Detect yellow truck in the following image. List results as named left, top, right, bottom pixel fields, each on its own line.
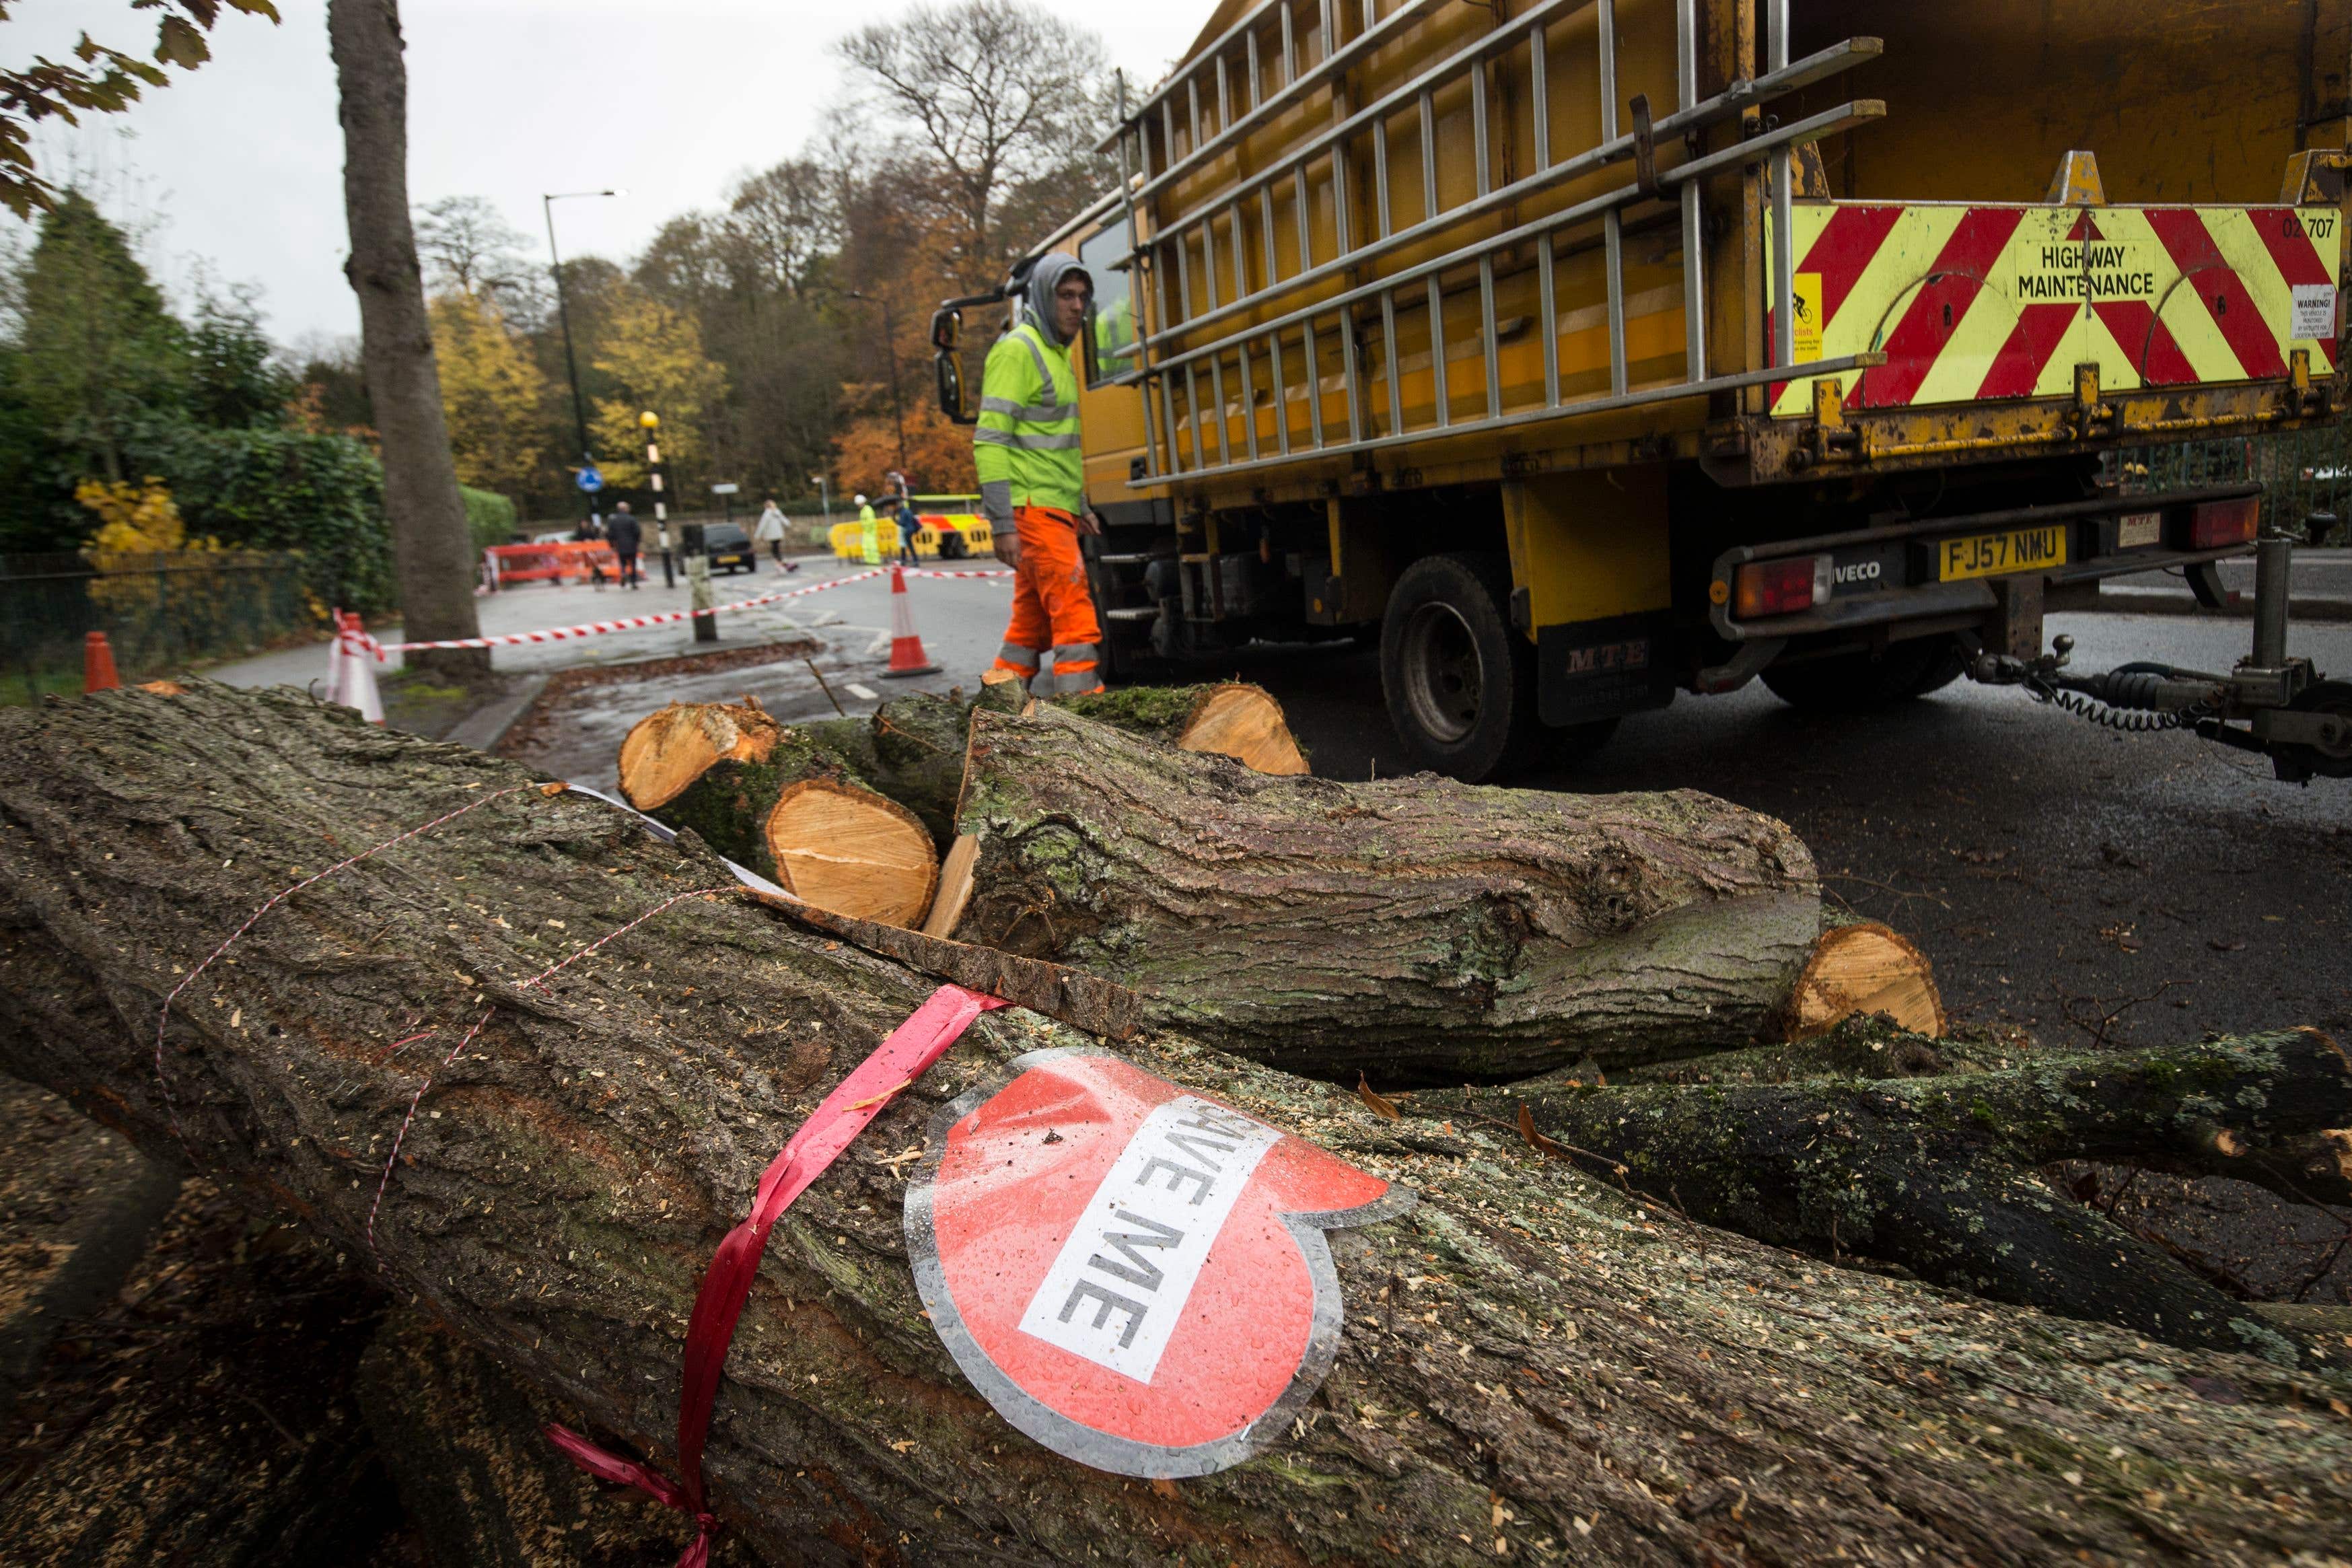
left=932, top=0, right=2352, bottom=782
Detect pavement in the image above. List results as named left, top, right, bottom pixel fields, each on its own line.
left=207, top=554, right=2351, bottom=1052
left=2094, top=546, right=2352, bottom=618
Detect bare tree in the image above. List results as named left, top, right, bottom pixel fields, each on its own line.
left=328, top=0, right=485, bottom=674
left=414, top=194, right=544, bottom=320
left=725, top=158, right=841, bottom=299
left=835, top=0, right=1114, bottom=287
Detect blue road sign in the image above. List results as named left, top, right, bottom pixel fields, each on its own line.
left=576, top=466, right=604, bottom=493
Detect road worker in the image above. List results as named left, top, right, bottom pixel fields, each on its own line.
left=978, top=252, right=1104, bottom=697
left=855, top=493, right=880, bottom=565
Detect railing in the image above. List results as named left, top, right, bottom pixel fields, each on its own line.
left=0, top=550, right=314, bottom=703
left=1106, top=0, right=1884, bottom=485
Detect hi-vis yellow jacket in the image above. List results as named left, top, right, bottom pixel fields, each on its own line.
left=974, top=320, right=1083, bottom=516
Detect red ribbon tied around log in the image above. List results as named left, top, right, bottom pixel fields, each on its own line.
left=546, top=983, right=1009, bottom=1565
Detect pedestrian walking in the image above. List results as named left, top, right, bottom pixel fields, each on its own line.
left=856, top=494, right=881, bottom=566
left=606, top=501, right=644, bottom=589
left=978, top=252, right=1104, bottom=697
left=895, top=492, right=921, bottom=565
left=755, top=497, right=791, bottom=572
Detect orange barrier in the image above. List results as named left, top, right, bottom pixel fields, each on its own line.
left=483, top=541, right=619, bottom=589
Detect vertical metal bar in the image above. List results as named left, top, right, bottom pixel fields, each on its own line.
left=1281, top=0, right=1296, bottom=83
left=1209, top=355, right=1231, bottom=466
left=1332, top=138, right=1353, bottom=256
left=1294, top=166, right=1313, bottom=270
left=1538, top=234, right=1561, bottom=406
left=1471, top=56, right=1490, bottom=197
left=1184, top=361, right=1207, bottom=471
left=1380, top=287, right=1402, bottom=436
left=1419, top=91, right=1437, bottom=223
left=1270, top=324, right=1292, bottom=454
left=1246, top=28, right=1261, bottom=112
left=1231, top=201, right=1249, bottom=300
left=1114, top=71, right=1158, bottom=479
left=1770, top=0, right=1794, bottom=365
left=1162, top=365, right=1186, bottom=475
left=1176, top=232, right=1196, bottom=326
left=1478, top=256, right=1501, bottom=418
left=1216, top=55, right=1230, bottom=135
left=1188, top=77, right=1203, bottom=155
left=1260, top=185, right=1279, bottom=289
left=1319, top=0, right=1335, bottom=64
left=1339, top=304, right=1364, bottom=443
left=1678, top=0, right=1705, bottom=382
left=1373, top=113, right=1392, bottom=239
left=1599, top=0, right=1627, bottom=397
left=1202, top=217, right=1221, bottom=311
left=1162, top=100, right=1178, bottom=170
left=1237, top=338, right=1260, bottom=462
left=1426, top=277, right=1449, bottom=428
left=1530, top=22, right=1551, bottom=172
left=1304, top=314, right=1326, bottom=448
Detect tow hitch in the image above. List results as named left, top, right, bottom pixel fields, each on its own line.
left=1973, top=524, right=2352, bottom=783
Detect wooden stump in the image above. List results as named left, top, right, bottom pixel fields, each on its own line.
left=617, top=698, right=783, bottom=812
left=763, top=779, right=939, bottom=927
left=1778, top=921, right=1946, bottom=1040
left=1062, top=682, right=1309, bottom=775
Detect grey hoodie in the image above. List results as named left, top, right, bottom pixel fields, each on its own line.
left=1023, top=252, right=1092, bottom=349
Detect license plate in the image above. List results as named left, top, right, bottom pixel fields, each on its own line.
left=1936, top=525, right=2068, bottom=581
left=2117, top=511, right=2162, bottom=548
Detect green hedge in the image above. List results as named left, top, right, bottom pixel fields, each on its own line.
left=149, top=428, right=398, bottom=613
left=461, top=487, right=519, bottom=551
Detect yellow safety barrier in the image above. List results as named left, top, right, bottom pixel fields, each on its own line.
left=832, top=515, right=992, bottom=560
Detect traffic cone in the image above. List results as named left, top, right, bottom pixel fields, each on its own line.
left=83, top=631, right=120, bottom=692
left=325, top=612, right=385, bottom=723
left=880, top=565, right=941, bottom=678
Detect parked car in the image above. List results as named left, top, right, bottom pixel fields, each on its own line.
left=705, top=522, right=756, bottom=575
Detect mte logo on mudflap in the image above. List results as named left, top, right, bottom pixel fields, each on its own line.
left=1561, top=637, right=1649, bottom=676
left=904, top=1049, right=1413, bottom=1477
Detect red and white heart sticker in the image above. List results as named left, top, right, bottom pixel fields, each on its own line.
left=904, top=1048, right=1412, bottom=1476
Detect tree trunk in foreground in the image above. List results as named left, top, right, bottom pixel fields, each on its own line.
left=950, top=703, right=1830, bottom=1081
left=2, top=685, right=2347, bottom=1567
left=329, top=0, right=485, bottom=673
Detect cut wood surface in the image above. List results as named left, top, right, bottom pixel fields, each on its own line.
left=762, top=779, right=937, bottom=927
left=920, top=833, right=978, bottom=939
left=618, top=699, right=783, bottom=812
left=1780, top=920, right=1946, bottom=1040
left=1062, top=682, right=1308, bottom=775
left=1, top=685, right=2347, bottom=1565
left=1, top=684, right=2346, bottom=1565
left=952, top=703, right=1824, bottom=1079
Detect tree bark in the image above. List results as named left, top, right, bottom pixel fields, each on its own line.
left=950, top=703, right=1826, bottom=1081
left=329, top=0, right=486, bottom=674
left=2, top=684, right=2347, bottom=1566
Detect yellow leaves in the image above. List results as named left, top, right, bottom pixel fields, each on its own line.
left=589, top=286, right=726, bottom=487
left=77, top=477, right=205, bottom=553
left=431, top=292, right=549, bottom=497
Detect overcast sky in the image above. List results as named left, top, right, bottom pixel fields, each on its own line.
left=4, top=0, right=1205, bottom=349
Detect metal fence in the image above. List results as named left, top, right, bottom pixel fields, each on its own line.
left=1, top=550, right=316, bottom=703
left=2108, top=429, right=2352, bottom=544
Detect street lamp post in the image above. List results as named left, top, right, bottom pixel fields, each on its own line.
left=641, top=409, right=674, bottom=590
left=542, top=188, right=622, bottom=527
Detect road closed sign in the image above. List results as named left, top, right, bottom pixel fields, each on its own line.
left=904, top=1048, right=1412, bottom=1476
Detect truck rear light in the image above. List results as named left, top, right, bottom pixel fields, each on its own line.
left=2189, top=497, right=2258, bottom=548
left=1733, top=555, right=1832, bottom=618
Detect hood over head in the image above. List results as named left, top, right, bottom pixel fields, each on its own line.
left=1024, top=251, right=1093, bottom=349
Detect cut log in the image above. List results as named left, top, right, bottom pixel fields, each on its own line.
left=762, top=778, right=937, bottom=927
left=950, top=702, right=1827, bottom=1080
left=1062, top=682, right=1308, bottom=775
left=1777, top=919, right=1945, bottom=1040
left=921, top=833, right=979, bottom=939
left=627, top=686, right=1309, bottom=867
left=3, top=685, right=2347, bottom=1565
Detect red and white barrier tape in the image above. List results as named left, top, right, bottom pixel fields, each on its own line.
left=360, top=566, right=1015, bottom=655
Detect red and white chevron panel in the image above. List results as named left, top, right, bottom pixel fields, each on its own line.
left=1768, top=202, right=2342, bottom=417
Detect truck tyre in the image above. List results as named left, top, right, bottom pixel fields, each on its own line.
left=1760, top=635, right=1967, bottom=712
left=1381, top=553, right=1536, bottom=783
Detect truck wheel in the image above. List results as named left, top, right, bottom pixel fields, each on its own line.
left=1381, top=553, right=1535, bottom=783
left=1760, top=636, right=1966, bottom=713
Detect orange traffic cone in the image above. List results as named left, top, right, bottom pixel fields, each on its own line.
left=83, top=631, right=120, bottom=692
left=880, top=565, right=941, bottom=678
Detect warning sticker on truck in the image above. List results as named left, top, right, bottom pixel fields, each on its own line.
left=1767, top=203, right=2342, bottom=417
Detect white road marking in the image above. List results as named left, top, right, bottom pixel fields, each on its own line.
left=845, top=682, right=880, bottom=701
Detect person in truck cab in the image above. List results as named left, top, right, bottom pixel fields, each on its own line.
left=978, top=253, right=1105, bottom=697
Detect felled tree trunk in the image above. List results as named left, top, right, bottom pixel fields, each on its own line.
left=2, top=685, right=2346, bottom=1566
left=1427, top=1017, right=2352, bottom=1361
left=950, top=703, right=1843, bottom=1080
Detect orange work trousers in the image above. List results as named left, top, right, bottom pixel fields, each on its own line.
left=989, top=505, right=1103, bottom=696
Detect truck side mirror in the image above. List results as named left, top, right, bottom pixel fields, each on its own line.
left=935, top=351, right=974, bottom=426
left=929, top=306, right=961, bottom=353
